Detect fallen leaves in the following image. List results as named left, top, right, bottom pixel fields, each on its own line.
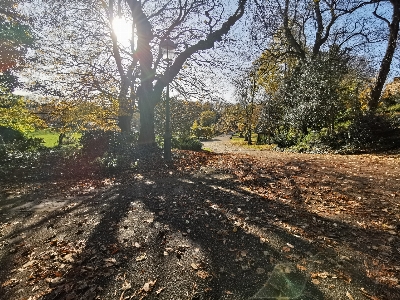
left=196, top=270, right=211, bottom=279
left=142, top=280, right=155, bottom=292
left=135, top=253, right=147, bottom=262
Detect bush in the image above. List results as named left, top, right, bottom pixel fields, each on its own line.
left=80, top=130, right=139, bottom=171
left=272, top=127, right=301, bottom=148
left=172, top=136, right=203, bottom=151
left=387, top=104, right=400, bottom=113
left=347, top=113, right=400, bottom=151
left=0, top=126, right=24, bottom=143
left=0, top=126, right=44, bottom=155
left=80, top=130, right=137, bottom=157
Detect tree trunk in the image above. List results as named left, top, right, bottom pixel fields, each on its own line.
left=118, top=115, right=132, bottom=132
left=58, top=132, right=65, bottom=146
left=126, top=0, right=248, bottom=147
left=137, top=95, right=156, bottom=145
left=369, top=0, right=400, bottom=111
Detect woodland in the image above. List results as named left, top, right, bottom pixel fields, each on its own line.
left=1, top=0, right=400, bottom=299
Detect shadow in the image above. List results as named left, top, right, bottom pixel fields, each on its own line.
left=1, top=150, right=400, bottom=299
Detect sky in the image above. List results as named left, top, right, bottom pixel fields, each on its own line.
left=9, top=0, right=400, bottom=102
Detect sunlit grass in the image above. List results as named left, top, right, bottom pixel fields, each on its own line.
left=29, top=130, right=81, bottom=148
left=230, top=134, right=277, bottom=150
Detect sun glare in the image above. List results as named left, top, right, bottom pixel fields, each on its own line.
left=112, top=16, right=132, bottom=44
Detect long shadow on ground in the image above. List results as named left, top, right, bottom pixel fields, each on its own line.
left=1, top=151, right=400, bottom=299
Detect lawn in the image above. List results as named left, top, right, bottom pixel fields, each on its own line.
left=230, top=133, right=277, bottom=150
left=29, top=130, right=81, bottom=147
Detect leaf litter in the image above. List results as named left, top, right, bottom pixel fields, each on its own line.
left=0, top=137, right=400, bottom=299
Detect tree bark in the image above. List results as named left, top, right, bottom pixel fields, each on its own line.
left=369, top=0, right=400, bottom=111
left=127, top=0, right=248, bottom=146
left=118, top=115, right=132, bottom=132
left=137, top=94, right=156, bottom=145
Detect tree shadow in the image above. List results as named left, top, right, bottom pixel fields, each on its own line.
left=1, top=151, right=400, bottom=299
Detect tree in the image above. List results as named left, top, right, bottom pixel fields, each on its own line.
left=0, top=0, right=34, bottom=72
left=38, top=97, right=118, bottom=145
left=154, top=97, right=204, bottom=138
left=217, top=103, right=246, bottom=134
left=252, top=0, right=378, bottom=63
left=0, top=84, right=44, bottom=134
left=28, top=0, right=248, bottom=148
left=369, top=0, right=400, bottom=110
left=233, top=69, right=259, bottom=144
left=0, top=1, right=39, bottom=135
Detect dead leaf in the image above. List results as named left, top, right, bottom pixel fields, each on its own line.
left=191, top=263, right=200, bottom=270
left=142, top=279, right=156, bottom=292
left=121, top=280, right=131, bottom=291
left=1, top=278, right=19, bottom=287
left=256, top=268, right=265, bottom=274
left=346, top=291, right=355, bottom=300
left=104, top=257, right=117, bottom=267
left=54, top=271, right=63, bottom=277
left=136, top=253, right=147, bottom=262
left=156, top=287, right=164, bottom=295
left=197, top=270, right=211, bottom=279
left=225, top=290, right=234, bottom=295
left=311, top=278, right=320, bottom=285
left=297, top=264, right=307, bottom=271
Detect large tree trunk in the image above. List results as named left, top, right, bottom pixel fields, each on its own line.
left=369, top=0, right=400, bottom=111
left=118, top=115, right=132, bottom=132
left=127, top=0, right=248, bottom=146
left=137, top=94, right=156, bottom=145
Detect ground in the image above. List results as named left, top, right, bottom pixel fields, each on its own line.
left=1, top=135, right=400, bottom=300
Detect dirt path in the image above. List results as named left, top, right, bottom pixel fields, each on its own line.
left=1, top=141, right=400, bottom=300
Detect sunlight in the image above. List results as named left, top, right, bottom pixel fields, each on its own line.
left=112, top=16, right=133, bottom=44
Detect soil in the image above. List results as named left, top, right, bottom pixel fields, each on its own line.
left=1, top=135, right=400, bottom=300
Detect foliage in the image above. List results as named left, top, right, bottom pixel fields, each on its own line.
left=382, top=78, right=400, bottom=107
left=38, top=98, right=118, bottom=134
left=272, top=127, right=301, bottom=149
left=199, top=110, right=217, bottom=127
left=217, top=103, right=246, bottom=133
left=0, top=89, right=45, bottom=134
left=0, top=10, right=34, bottom=72
left=191, top=120, right=214, bottom=140
left=155, top=97, right=205, bottom=138
left=346, top=113, right=400, bottom=151
left=172, top=136, right=202, bottom=151
left=278, top=48, right=350, bottom=135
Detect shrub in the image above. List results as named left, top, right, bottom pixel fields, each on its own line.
left=80, top=130, right=137, bottom=157
left=0, top=126, right=24, bottom=143
left=172, top=136, right=203, bottom=151
left=347, top=113, right=400, bottom=151
left=272, top=127, right=301, bottom=148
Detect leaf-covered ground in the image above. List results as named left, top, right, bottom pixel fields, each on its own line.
left=1, top=135, right=400, bottom=300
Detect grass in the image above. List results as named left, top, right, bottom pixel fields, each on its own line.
left=29, top=130, right=81, bottom=148
left=230, top=134, right=277, bottom=150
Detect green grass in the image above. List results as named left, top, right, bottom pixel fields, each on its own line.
left=230, top=134, right=277, bottom=150
left=28, top=130, right=81, bottom=148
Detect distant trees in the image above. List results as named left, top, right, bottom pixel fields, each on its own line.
left=28, top=0, right=248, bottom=148
left=37, top=98, right=118, bottom=145
left=154, top=97, right=219, bottom=140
